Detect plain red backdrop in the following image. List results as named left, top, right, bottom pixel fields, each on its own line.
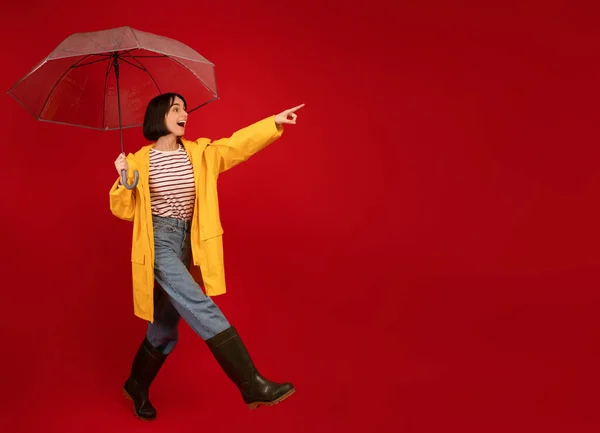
left=2, top=0, right=600, bottom=432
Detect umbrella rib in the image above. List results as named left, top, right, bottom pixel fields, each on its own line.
left=124, top=54, right=168, bottom=58
left=116, top=56, right=145, bottom=71
left=126, top=52, right=162, bottom=94
left=102, top=56, right=116, bottom=131
left=72, top=56, right=112, bottom=68
left=187, top=95, right=218, bottom=114
left=166, top=56, right=217, bottom=99
left=38, top=54, right=95, bottom=120
left=129, top=26, right=141, bottom=51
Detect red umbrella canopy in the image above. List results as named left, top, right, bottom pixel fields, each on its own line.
left=7, top=26, right=219, bottom=131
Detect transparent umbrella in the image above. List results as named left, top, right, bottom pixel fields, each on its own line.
left=6, top=26, right=219, bottom=189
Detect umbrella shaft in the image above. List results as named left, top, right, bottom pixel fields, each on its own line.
left=113, top=54, right=124, bottom=154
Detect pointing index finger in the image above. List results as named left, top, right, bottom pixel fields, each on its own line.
left=287, top=103, right=305, bottom=113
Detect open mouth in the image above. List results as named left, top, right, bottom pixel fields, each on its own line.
left=177, top=121, right=186, bottom=128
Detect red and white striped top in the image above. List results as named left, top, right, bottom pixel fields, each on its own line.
left=149, top=144, right=196, bottom=220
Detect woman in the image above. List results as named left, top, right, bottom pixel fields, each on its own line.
left=109, top=93, right=304, bottom=420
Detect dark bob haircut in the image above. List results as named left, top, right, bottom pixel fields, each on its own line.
left=142, top=92, right=187, bottom=141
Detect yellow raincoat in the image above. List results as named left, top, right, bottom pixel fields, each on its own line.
left=109, top=116, right=283, bottom=322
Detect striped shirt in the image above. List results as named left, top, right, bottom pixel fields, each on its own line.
left=149, top=144, right=196, bottom=220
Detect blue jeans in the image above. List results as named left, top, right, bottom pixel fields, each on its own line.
left=146, top=215, right=230, bottom=354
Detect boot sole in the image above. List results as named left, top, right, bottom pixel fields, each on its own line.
left=122, top=388, right=156, bottom=421
left=246, top=387, right=296, bottom=410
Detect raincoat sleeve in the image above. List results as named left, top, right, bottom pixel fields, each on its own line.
left=109, top=169, right=137, bottom=222
left=208, top=115, right=284, bottom=173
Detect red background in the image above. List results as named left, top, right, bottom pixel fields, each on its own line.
left=1, top=1, right=600, bottom=432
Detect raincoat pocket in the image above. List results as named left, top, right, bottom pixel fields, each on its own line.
left=131, top=253, right=152, bottom=320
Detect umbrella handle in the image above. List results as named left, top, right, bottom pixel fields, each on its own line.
left=120, top=169, right=139, bottom=190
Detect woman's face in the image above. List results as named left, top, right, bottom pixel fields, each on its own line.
left=164, top=96, right=187, bottom=136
